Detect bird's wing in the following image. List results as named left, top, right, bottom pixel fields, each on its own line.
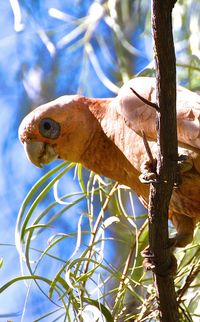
left=115, top=77, right=200, bottom=151
left=176, top=86, right=200, bottom=150
left=115, top=77, right=157, bottom=141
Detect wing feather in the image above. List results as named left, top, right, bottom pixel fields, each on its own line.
left=115, top=77, right=200, bottom=151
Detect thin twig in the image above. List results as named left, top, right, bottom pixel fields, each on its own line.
left=141, top=130, right=155, bottom=165
left=130, top=87, right=159, bottom=111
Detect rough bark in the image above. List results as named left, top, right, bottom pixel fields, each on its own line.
left=149, top=1, right=179, bottom=321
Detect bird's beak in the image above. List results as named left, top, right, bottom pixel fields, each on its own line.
left=23, top=141, right=58, bottom=168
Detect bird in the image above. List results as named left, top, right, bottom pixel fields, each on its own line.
left=19, top=77, right=200, bottom=248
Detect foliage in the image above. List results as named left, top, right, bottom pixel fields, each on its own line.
left=3, top=161, right=199, bottom=321
left=1, top=0, right=200, bottom=321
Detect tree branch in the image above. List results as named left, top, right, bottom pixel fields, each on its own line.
left=147, top=1, right=179, bottom=321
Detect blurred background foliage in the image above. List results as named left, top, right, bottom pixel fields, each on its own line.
left=0, top=0, right=200, bottom=321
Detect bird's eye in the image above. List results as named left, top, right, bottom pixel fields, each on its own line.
left=39, top=118, right=60, bottom=139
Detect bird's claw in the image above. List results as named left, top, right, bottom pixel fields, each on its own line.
left=140, top=152, right=193, bottom=186
left=140, top=158, right=157, bottom=184
left=139, top=172, right=158, bottom=184
left=177, top=153, right=193, bottom=174
left=174, top=153, right=193, bottom=187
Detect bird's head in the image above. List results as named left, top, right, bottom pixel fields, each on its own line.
left=19, top=95, right=95, bottom=167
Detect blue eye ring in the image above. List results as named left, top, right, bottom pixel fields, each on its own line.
left=39, top=118, right=60, bottom=139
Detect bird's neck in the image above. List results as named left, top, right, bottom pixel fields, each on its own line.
left=78, top=97, right=149, bottom=199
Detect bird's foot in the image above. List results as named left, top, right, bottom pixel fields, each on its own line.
left=139, top=159, right=158, bottom=184
left=177, top=153, right=193, bottom=174
left=174, top=153, right=193, bottom=187
left=140, top=150, right=193, bottom=185
left=139, top=172, right=157, bottom=184
left=141, top=247, right=156, bottom=271
left=141, top=246, right=177, bottom=276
